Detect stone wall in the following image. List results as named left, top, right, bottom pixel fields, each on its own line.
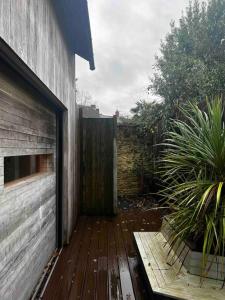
left=117, top=123, right=156, bottom=197
left=117, top=124, right=143, bottom=197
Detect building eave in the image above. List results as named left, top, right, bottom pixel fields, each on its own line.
left=54, top=0, right=95, bottom=70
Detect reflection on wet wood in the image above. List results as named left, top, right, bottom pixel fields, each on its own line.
left=42, top=208, right=162, bottom=300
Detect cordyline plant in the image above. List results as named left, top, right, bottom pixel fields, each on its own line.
left=159, top=97, right=225, bottom=278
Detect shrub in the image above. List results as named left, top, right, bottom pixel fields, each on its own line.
left=159, top=97, right=225, bottom=276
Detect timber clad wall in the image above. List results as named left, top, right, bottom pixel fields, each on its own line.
left=0, top=0, right=74, bottom=107
left=0, top=0, right=92, bottom=298
left=0, top=60, right=56, bottom=299
left=0, top=0, right=77, bottom=240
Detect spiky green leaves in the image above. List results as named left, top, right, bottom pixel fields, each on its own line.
left=159, top=97, right=225, bottom=276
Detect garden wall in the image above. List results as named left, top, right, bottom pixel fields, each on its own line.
left=117, top=124, right=144, bottom=197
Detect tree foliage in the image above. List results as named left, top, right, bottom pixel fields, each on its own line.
left=129, top=100, right=165, bottom=193
left=129, top=0, right=225, bottom=197
left=131, top=100, right=164, bottom=136
left=150, top=0, right=225, bottom=118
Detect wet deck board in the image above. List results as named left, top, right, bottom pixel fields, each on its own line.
left=42, top=208, right=162, bottom=300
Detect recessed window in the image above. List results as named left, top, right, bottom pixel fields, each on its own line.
left=4, top=154, right=53, bottom=184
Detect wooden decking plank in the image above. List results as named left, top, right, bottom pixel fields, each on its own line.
left=43, top=208, right=163, bottom=300
left=108, top=218, right=123, bottom=300
left=81, top=218, right=101, bottom=300
left=120, top=211, right=149, bottom=300
left=96, top=219, right=109, bottom=300
left=66, top=217, right=90, bottom=295
left=68, top=218, right=95, bottom=300
left=42, top=217, right=87, bottom=300
left=115, top=220, right=136, bottom=300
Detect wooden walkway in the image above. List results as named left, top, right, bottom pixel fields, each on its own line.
left=42, top=207, right=162, bottom=300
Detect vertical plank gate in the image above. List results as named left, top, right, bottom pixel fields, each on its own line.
left=80, top=116, right=117, bottom=215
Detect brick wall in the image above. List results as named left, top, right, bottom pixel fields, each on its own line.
left=117, top=124, right=143, bottom=197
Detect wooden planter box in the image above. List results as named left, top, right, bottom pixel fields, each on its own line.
left=161, top=218, right=225, bottom=281
left=134, top=219, right=225, bottom=299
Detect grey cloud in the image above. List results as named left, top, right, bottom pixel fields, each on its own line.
left=77, top=0, right=191, bottom=115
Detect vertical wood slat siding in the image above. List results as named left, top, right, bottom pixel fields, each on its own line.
left=81, top=118, right=115, bottom=216
left=0, top=0, right=74, bottom=108
left=0, top=60, right=56, bottom=300
left=0, top=0, right=77, bottom=241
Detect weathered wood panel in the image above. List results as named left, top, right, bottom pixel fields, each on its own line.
left=0, top=0, right=78, bottom=242
left=81, top=118, right=116, bottom=215
left=0, top=60, right=56, bottom=300
left=0, top=0, right=74, bottom=108
left=134, top=232, right=225, bottom=300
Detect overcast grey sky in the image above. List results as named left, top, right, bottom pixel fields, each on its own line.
left=76, top=0, right=191, bottom=116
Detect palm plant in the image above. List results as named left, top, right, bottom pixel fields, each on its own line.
left=159, top=97, right=225, bottom=277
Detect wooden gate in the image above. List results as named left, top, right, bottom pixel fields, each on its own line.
left=80, top=116, right=117, bottom=215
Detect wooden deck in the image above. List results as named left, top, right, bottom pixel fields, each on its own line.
left=42, top=207, right=162, bottom=300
